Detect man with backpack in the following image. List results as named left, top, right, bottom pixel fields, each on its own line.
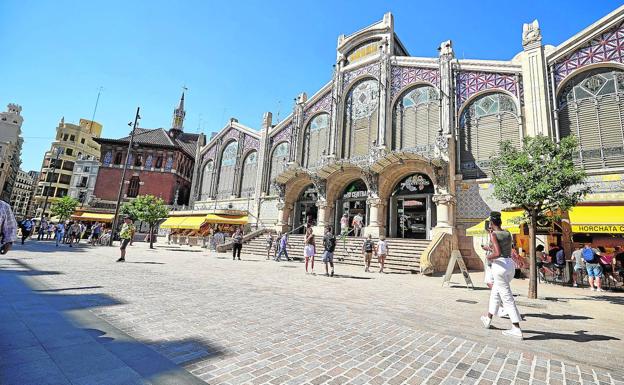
left=20, top=218, right=34, bottom=244
left=362, top=234, right=374, bottom=272
left=322, top=226, right=336, bottom=277
left=582, top=243, right=604, bottom=292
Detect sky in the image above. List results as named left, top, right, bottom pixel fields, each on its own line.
left=1, top=0, right=622, bottom=172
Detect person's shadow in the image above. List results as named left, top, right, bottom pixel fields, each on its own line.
left=523, top=330, right=620, bottom=342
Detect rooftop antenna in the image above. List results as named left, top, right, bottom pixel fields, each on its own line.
left=87, top=86, right=103, bottom=133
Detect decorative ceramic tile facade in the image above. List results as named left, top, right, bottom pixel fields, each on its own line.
left=205, top=146, right=216, bottom=162
left=303, top=92, right=332, bottom=122
left=390, top=66, right=440, bottom=99
left=342, top=61, right=381, bottom=89
left=553, top=21, right=624, bottom=86
left=164, top=156, right=173, bottom=171
left=271, top=122, right=292, bottom=144
left=456, top=71, right=520, bottom=108
left=243, top=135, right=260, bottom=152
left=223, top=128, right=240, bottom=143
left=145, top=154, right=153, bottom=168
left=455, top=182, right=506, bottom=219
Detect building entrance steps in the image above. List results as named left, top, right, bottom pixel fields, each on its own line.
left=242, top=232, right=429, bottom=273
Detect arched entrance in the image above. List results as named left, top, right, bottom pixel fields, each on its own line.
left=294, top=184, right=318, bottom=233
left=335, top=179, right=368, bottom=234
left=388, top=173, right=436, bottom=239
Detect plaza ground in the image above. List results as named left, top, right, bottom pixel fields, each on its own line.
left=1, top=240, right=623, bottom=385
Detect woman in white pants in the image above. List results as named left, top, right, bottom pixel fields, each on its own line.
left=480, top=212, right=523, bottom=339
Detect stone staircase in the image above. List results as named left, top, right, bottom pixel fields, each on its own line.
left=242, top=233, right=430, bottom=274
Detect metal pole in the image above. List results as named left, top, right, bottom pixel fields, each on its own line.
left=109, top=107, right=140, bottom=246
left=40, top=147, right=62, bottom=224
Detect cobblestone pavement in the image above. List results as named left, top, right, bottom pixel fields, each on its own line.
left=3, top=240, right=624, bottom=385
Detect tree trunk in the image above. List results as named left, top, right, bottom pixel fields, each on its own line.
left=528, top=210, right=538, bottom=299
left=149, top=225, right=154, bottom=249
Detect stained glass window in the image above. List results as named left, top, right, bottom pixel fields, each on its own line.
left=303, top=113, right=329, bottom=168
left=240, top=151, right=258, bottom=198
left=558, top=67, right=624, bottom=170
left=393, top=85, right=440, bottom=153
left=216, top=141, right=238, bottom=199
left=268, top=142, right=289, bottom=194
left=459, top=92, right=520, bottom=179
left=343, top=79, right=380, bottom=158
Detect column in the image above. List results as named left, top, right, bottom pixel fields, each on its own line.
left=363, top=197, right=382, bottom=237
left=377, top=37, right=390, bottom=148
left=432, top=193, right=455, bottom=235
left=520, top=20, right=552, bottom=137
left=313, top=200, right=332, bottom=236
left=275, top=202, right=293, bottom=233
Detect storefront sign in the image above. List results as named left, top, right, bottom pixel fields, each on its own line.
left=343, top=190, right=367, bottom=199
left=572, top=224, right=624, bottom=234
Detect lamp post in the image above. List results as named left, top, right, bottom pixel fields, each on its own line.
left=109, top=107, right=141, bottom=246
left=40, top=146, right=64, bottom=225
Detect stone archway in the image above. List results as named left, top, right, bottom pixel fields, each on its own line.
left=275, top=173, right=313, bottom=233
left=323, top=164, right=365, bottom=234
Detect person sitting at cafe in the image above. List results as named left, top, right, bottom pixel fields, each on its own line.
left=613, top=246, right=624, bottom=285
left=535, top=244, right=553, bottom=280
left=554, top=246, right=566, bottom=281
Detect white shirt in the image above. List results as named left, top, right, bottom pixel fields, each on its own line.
left=377, top=240, right=388, bottom=255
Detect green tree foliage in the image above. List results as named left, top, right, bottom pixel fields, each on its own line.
left=490, top=135, right=590, bottom=299
left=50, top=196, right=80, bottom=222
left=120, top=195, right=169, bottom=249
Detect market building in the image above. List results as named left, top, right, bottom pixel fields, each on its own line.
left=185, top=7, right=624, bottom=272
left=91, top=93, right=204, bottom=215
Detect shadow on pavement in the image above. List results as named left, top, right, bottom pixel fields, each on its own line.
left=0, top=258, right=219, bottom=385
left=126, top=261, right=166, bottom=265
left=523, top=329, right=620, bottom=342
left=523, top=313, right=593, bottom=321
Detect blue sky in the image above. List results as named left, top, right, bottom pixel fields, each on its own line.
left=1, top=0, right=622, bottom=171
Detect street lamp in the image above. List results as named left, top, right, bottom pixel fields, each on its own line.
left=40, top=146, right=64, bottom=225
left=109, top=107, right=141, bottom=246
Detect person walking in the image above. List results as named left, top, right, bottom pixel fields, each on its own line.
left=20, top=218, right=34, bottom=245
left=304, top=227, right=315, bottom=274
left=37, top=218, right=48, bottom=240
left=46, top=223, right=54, bottom=240
left=480, top=211, right=523, bottom=340
left=340, top=213, right=349, bottom=237
left=55, top=222, right=65, bottom=247
left=232, top=228, right=243, bottom=261
left=0, top=200, right=18, bottom=255
left=275, top=233, right=291, bottom=262
left=90, top=222, right=102, bottom=246
left=265, top=233, right=273, bottom=260
left=571, top=245, right=584, bottom=287
left=68, top=222, right=81, bottom=247
left=322, top=226, right=336, bottom=277
left=116, top=216, right=135, bottom=262
left=362, top=234, right=374, bottom=272
left=582, top=243, right=604, bottom=292
left=352, top=213, right=363, bottom=237
left=376, top=236, right=388, bottom=273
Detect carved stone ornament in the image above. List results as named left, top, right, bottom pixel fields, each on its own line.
left=271, top=181, right=285, bottom=200
left=308, top=172, right=327, bottom=200
left=434, top=130, right=449, bottom=155
left=438, top=40, right=454, bottom=60
left=432, top=193, right=456, bottom=205
left=360, top=168, right=379, bottom=197
left=432, top=162, right=449, bottom=192
left=522, top=19, right=542, bottom=47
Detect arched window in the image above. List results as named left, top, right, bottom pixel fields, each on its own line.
left=459, top=92, right=520, bottom=179
left=343, top=78, right=379, bottom=158
left=558, top=67, right=624, bottom=170
left=392, top=85, right=440, bottom=154
left=240, top=151, right=258, bottom=198
left=216, top=141, right=238, bottom=199
left=127, top=176, right=140, bottom=198
left=268, top=142, right=289, bottom=194
left=303, top=113, right=329, bottom=168
left=201, top=160, right=214, bottom=199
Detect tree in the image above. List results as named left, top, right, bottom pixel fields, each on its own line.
left=50, top=196, right=80, bottom=222
left=120, top=195, right=169, bottom=249
left=489, top=135, right=590, bottom=299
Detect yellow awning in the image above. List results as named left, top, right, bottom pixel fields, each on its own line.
left=72, top=212, right=114, bottom=222
left=160, top=216, right=188, bottom=229
left=177, top=216, right=207, bottom=230
left=466, top=210, right=524, bottom=236
left=569, top=205, right=624, bottom=234
left=204, top=214, right=248, bottom=225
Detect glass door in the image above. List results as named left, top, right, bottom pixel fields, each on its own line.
left=397, top=197, right=428, bottom=239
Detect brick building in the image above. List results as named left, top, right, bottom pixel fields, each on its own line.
left=91, top=93, right=205, bottom=211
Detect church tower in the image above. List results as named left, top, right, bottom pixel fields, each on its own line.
left=169, top=92, right=186, bottom=138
